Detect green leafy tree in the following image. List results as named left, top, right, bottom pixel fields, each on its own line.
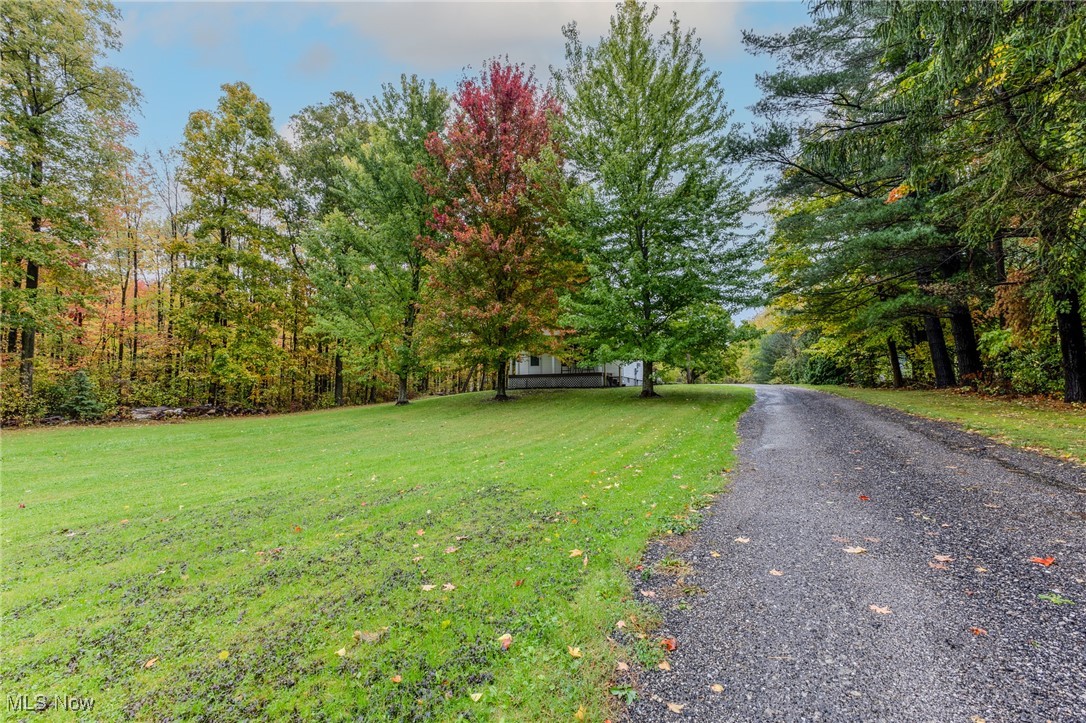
left=1, top=0, right=138, bottom=395
left=304, top=77, right=448, bottom=405
left=556, top=0, right=753, bottom=397
left=177, top=82, right=290, bottom=405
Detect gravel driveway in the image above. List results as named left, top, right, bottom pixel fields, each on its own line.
left=627, top=385, right=1085, bottom=723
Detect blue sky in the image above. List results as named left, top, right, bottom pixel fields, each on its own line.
left=111, top=1, right=812, bottom=154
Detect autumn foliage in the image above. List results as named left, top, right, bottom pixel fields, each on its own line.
left=419, top=60, right=579, bottom=399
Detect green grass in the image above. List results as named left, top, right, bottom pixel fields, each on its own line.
left=808, top=385, right=1086, bottom=465
left=1, top=386, right=751, bottom=721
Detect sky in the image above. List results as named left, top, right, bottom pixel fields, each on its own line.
left=110, top=1, right=812, bottom=155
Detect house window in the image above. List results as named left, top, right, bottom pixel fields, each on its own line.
left=530, top=356, right=541, bottom=367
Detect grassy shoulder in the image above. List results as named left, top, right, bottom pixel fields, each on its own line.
left=1, top=386, right=751, bottom=721
left=807, top=385, right=1086, bottom=465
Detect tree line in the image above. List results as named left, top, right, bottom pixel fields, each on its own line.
left=741, top=1, right=1086, bottom=402
left=1, top=0, right=756, bottom=421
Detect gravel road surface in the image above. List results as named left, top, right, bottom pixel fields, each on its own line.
left=627, top=385, right=1085, bottom=723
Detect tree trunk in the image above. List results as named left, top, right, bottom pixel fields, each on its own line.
left=948, top=303, right=983, bottom=380
left=640, top=360, right=659, bottom=398
left=922, top=313, right=956, bottom=388
left=19, top=259, right=39, bottom=394
left=685, top=353, right=695, bottom=384
left=494, top=360, right=510, bottom=401
left=395, top=374, right=409, bottom=405
left=888, top=338, right=904, bottom=388
left=334, top=352, right=344, bottom=406
left=1054, top=286, right=1086, bottom=403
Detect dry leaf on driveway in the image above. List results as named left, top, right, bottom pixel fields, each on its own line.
left=843, top=546, right=867, bottom=554
left=666, top=702, right=685, bottom=713
left=769, top=569, right=784, bottom=576
left=710, top=684, right=724, bottom=693
left=869, top=604, right=892, bottom=615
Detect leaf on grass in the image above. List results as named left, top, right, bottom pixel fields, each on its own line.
left=416, top=529, right=425, bottom=536
left=1029, top=556, right=1056, bottom=567
left=733, top=537, right=750, bottom=544
left=444, top=546, right=459, bottom=554
left=568, top=646, right=582, bottom=658
left=455, top=535, right=469, bottom=541
left=574, top=705, right=587, bottom=721
left=218, top=650, right=230, bottom=660
left=359, top=628, right=387, bottom=643
left=615, top=620, right=626, bottom=629
left=710, top=684, right=724, bottom=693
left=660, top=638, right=677, bottom=651
left=658, top=660, right=671, bottom=671
left=442, top=583, right=456, bottom=591
left=120, top=519, right=130, bottom=525
left=391, top=674, right=402, bottom=683
left=869, top=604, right=892, bottom=615
left=969, top=627, right=987, bottom=636
left=616, top=661, right=630, bottom=672
left=769, top=569, right=784, bottom=576
left=514, top=579, right=524, bottom=587
left=498, top=633, right=512, bottom=651
left=335, top=647, right=346, bottom=657
left=843, top=546, right=867, bottom=554
left=470, top=692, right=483, bottom=702
left=666, top=702, right=685, bottom=713
left=569, top=549, right=583, bottom=557
left=143, top=657, right=158, bottom=669
left=421, top=584, right=436, bottom=591
left=293, top=525, right=302, bottom=533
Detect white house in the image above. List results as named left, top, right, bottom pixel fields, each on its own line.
left=508, top=354, right=643, bottom=389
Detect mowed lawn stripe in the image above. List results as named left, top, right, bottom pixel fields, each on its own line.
left=2, top=386, right=750, bottom=721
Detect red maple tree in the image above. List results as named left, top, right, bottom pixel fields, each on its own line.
left=419, top=60, right=579, bottom=399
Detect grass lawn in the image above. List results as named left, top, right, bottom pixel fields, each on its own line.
left=2, top=386, right=751, bottom=721
left=808, top=385, right=1086, bottom=465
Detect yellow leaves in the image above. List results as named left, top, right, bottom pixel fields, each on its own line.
left=391, top=674, right=402, bottom=683
left=218, top=650, right=230, bottom=661
left=842, top=546, right=867, bottom=555
left=710, top=683, right=724, bottom=693
left=567, top=646, right=582, bottom=658
left=569, top=549, right=583, bottom=557
left=335, top=647, right=347, bottom=657
left=709, top=550, right=721, bottom=558
left=498, top=633, right=512, bottom=651
left=143, top=657, right=159, bottom=669
left=658, top=660, right=671, bottom=671
left=666, top=702, right=685, bottom=713
left=574, top=705, right=587, bottom=720
left=885, top=182, right=912, bottom=204
left=470, top=692, right=483, bottom=702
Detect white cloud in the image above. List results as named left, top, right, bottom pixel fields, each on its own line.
left=329, top=1, right=745, bottom=76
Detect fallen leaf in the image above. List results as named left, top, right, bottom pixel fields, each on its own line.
left=358, top=628, right=387, bottom=643
left=391, top=674, right=402, bottom=683
left=709, top=550, right=721, bottom=558
left=929, top=562, right=949, bottom=571
left=869, top=604, right=892, bottom=615
left=710, top=683, right=724, bottom=693
left=666, top=702, right=685, bottom=713
left=1030, top=556, right=1056, bottom=567
left=640, top=590, right=657, bottom=598
left=615, top=620, right=626, bottom=629
left=769, top=569, right=784, bottom=576
left=218, top=650, right=230, bottom=660
left=444, top=546, right=459, bottom=554
left=18, top=503, right=25, bottom=509
left=416, top=529, right=425, bottom=536
left=660, top=638, right=677, bottom=651
left=969, top=627, right=988, bottom=636
left=120, top=519, right=130, bottom=525
left=616, top=661, right=630, bottom=672
left=293, top=525, right=302, bottom=533
left=858, top=495, right=870, bottom=501
left=498, top=633, right=512, bottom=651
left=353, top=630, right=362, bottom=641
left=335, top=647, right=346, bottom=657
left=568, top=646, right=582, bottom=658
left=470, top=692, right=483, bottom=702
left=658, top=660, right=671, bottom=671
left=455, top=535, right=469, bottom=541
left=143, top=657, right=158, bottom=669
left=574, top=705, right=587, bottom=721
left=421, top=584, right=436, bottom=591
left=969, top=716, right=986, bottom=723
left=863, top=537, right=881, bottom=543
left=514, top=579, right=524, bottom=587
left=974, top=567, right=988, bottom=573
left=734, top=537, right=750, bottom=544
left=831, top=535, right=850, bottom=543
left=412, top=556, right=423, bottom=562
left=442, top=583, right=456, bottom=591
left=933, top=554, right=954, bottom=563
left=569, top=549, right=583, bottom=557
left=843, top=546, right=867, bottom=554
